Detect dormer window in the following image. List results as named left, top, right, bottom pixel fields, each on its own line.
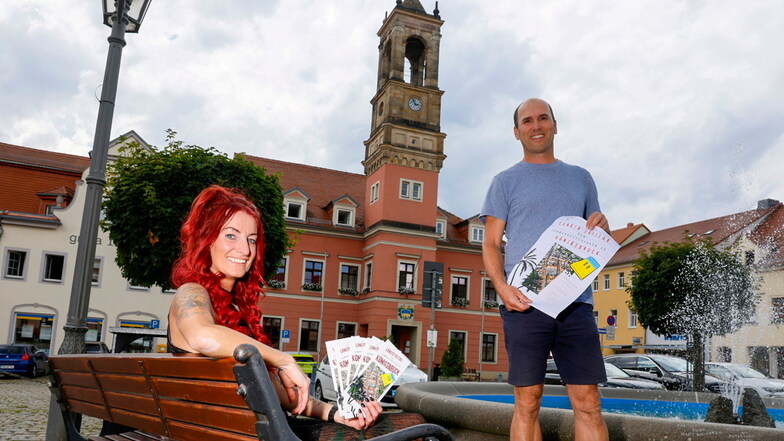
left=286, top=202, right=305, bottom=220
left=336, top=208, right=353, bottom=227
left=470, top=226, right=485, bottom=243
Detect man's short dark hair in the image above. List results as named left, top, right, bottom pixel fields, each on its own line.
left=513, top=100, right=556, bottom=128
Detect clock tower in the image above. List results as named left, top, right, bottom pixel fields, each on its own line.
left=363, top=0, right=446, bottom=229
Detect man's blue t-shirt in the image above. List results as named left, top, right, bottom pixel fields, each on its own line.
left=480, top=160, right=601, bottom=305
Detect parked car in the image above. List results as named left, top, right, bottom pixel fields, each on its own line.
left=604, top=353, right=726, bottom=393
left=0, top=344, right=50, bottom=377
left=286, top=352, right=318, bottom=375
left=704, top=362, right=784, bottom=398
left=313, top=356, right=428, bottom=407
left=85, top=341, right=111, bottom=354
left=545, top=359, right=664, bottom=390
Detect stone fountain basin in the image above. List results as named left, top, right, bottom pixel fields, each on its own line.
left=395, top=381, right=784, bottom=441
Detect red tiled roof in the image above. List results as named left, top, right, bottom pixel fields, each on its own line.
left=246, top=155, right=367, bottom=228
left=0, top=142, right=89, bottom=172
left=747, top=203, right=784, bottom=267
left=609, top=205, right=777, bottom=266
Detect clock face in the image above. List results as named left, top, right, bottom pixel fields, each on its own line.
left=408, top=97, right=422, bottom=111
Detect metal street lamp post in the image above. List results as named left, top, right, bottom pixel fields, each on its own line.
left=46, top=1, right=151, bottom=439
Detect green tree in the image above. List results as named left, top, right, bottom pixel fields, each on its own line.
left=102, top=130, right=287, bottom=290
left=628, top=238, right=759, bottom=391
left=440, top=338, right=465, bottom=377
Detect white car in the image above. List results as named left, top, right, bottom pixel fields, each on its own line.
left=704, top=362, right=784, bottom=398
left=313, top=356, right=428, bottom=407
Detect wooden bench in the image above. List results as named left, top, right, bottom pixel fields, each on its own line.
left=48, top=344, right=453, bottom=441
left=461, top=368, right=480, bottom=382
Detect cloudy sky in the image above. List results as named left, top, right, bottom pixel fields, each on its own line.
left=3, top=1, right=783, bottom=231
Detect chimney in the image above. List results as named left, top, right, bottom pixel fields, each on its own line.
left=627, top=222, right=634, bottom=228
left=757, top=199, right=780, bottom=210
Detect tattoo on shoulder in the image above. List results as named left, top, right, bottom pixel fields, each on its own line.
left=174, top=285, right=212, bottom=320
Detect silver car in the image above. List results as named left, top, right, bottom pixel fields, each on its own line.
left=704, top=362, right=784, bottom=398
left=313, top=356, right=428, bottom=407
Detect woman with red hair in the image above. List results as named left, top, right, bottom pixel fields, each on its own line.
left=168, top=185, right=380, bottom=430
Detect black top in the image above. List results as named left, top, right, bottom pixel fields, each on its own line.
left=166, top=326, right=190, bottom=353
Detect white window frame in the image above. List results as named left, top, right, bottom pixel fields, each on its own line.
left=338, top=263, right=360, bottom=294
left=262, top=315, right=285, bottom=350
left=451, top=275, right=470, bottom=303
left=470, top=226, right=485, bottom=243
left=285, top=201, right=306, bottom=221
left=482, top=277, right=497, bottom=304
left=603, top=274, right=610, bottom=291
left=302, top=259, right=325, bottom=289
left=298, top=318, right=321, bottom=353
left=435, top=220, right=446, bottom=239
left=397, top=259, right=417, bottom=290
left=40, top=251, right=67, bottom=284
left=628, top=308, right=638, bottom=328
left=618, top=272, right=626, bottom=288
left=480, top=332, right=498, bottom=363
left=364, top=261, right=373, bottom=291
left=399, top=178, right=423, bottom=202
left=593, top=310, right=599, bottom=326
left=3, top=247, right=30, bottom=280
left=370, top=181, right=380, bottom=204
left=92, top=257, right=104, bottom=287
left=269, top=257, right=289, bottom=289
left=592, top=278, right=599, bottom=292
left=127, top=282, right=150, bottom=291
left=334, top=208, right=354, bottom=227
left=336, top=321, right=358, bottom=340
left=448, top=330, right=468, bottom=362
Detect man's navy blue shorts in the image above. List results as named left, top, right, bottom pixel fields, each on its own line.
left=500, top=302, right=607, bottom=386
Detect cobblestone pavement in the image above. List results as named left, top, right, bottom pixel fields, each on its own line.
left=0, top=376, right=102, bottom=441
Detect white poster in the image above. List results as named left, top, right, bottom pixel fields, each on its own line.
left=506, top=216, right=620, bottom=318
left=21, top=324, right=34, bottom=339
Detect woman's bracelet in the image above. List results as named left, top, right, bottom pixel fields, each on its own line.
left=327, top=406, right=338, bottom=423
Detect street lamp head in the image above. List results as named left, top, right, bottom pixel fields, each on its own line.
left=103, top=0, right=152, bottom=33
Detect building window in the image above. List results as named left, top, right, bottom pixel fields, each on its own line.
left=303, top=260, right=323, bottom=286
left=339, top=264, right=359, bottom=294
left=592, top=278, right=599, bottom=292
left=364, top=262, right=372, bottom=291
left=593, top=310, right=599, bottom=326
left=436, top=220, right=446, bottom=239
left=610, top=309, right=618, bottom=326
left=449, top=331, right=467, bottom=361
left=370, top=182, right=380, bottom=204
left=13, top=313, right=54, bottom=353
left=119, top=320, right=153, bottom=353
left=717, top=346, right=732, bottom=362
left=86, top=318, right=104, bottom=343
left=299, top=319, right=320, bottom=352
left=603, top=274, right=610, bottom=290
left=481, top=333, right=497, bottom=363
left=771, top=297, right=784, bottom=324
left=263, top=316, right=283, bottom=349
left=398, top=261, right=416, bottom=290
left=92, top=257, right=104, bottom=287
left=618, top=272, right=626, bottom=288
left=745, top=250, right=755, bottom=266
left=337, top=322, right=356, bottom=340
left=451, top=276, right=468, bottom=302
left=286, top=202, right=305, bottom=220
left=269, top=257, right=287, bottom=289
left=42, top=253, right=66, bottom=283
left=4, top=249, right=28, bottom=280
left=483, top=279, right=497, bottom=305
left=470, top=226, right=485, bottom=243
left=400, top=179, right=423, bottom=201
left=127, top=283, right=150, bottom=291
left=628, top=309, right=637, bottom=328
left=335, top=209, right=353, bottom=227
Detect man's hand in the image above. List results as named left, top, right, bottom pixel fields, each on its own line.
left=497, top=283, right=532, bottom=312
left=586, top=212, right=610, bottom=233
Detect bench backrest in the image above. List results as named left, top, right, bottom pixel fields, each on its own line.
left=49, top=353, right=258, bottom=441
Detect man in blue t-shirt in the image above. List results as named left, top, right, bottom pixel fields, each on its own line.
left=481, top=98, right=610, bottom=441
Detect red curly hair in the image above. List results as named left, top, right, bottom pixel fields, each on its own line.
left=171, top=185, right=270, bottom=345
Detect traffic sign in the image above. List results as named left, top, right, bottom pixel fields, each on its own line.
left=281, top=329, right=291, bottom=343
left=150, top=320, right=160, bottom=329
left=597, top=327, right=607, bottom=335
left=607, top=315, right=616, bottom=326
left=606, top=327, right=615, bottom=340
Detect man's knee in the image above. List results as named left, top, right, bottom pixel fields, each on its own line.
left=514, top=385, right=544, bottom=417
left=566, top=384, right=602, bottom=416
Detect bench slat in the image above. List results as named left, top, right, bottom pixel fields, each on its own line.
left=160, top=399, right=256, bottom=435
left=61, top=384, right=104, bottom=404
left=104, top=390, right=159, bottom=416
left=109, top=408, right=167, bottom=435
left=96, top=374, right=150, bottom=395
left=142, top=357, right=237, bottom=381
left=57, top=371, right=100, bottom=389
left=152, top=377, right=246, bottom=408
left=68, top=399, right=110, bottom=420
left=167, top=420, right=258, bottom=441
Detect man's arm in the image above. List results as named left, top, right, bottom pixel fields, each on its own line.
left=482, top=216, right=532, bottom=312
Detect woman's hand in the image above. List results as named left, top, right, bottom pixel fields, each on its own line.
left=276, top=361, right=311, bottom=415
left=335, top=400, right=382, bottom=430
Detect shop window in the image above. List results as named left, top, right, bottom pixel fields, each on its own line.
left=13, top=313, right=54, bottom=354
left=119, top=320, right=153, bottom=353
left=85, top=318, right=104, bottom=343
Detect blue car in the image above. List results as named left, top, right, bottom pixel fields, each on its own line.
left=0, top=344, right=50, bottom=378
